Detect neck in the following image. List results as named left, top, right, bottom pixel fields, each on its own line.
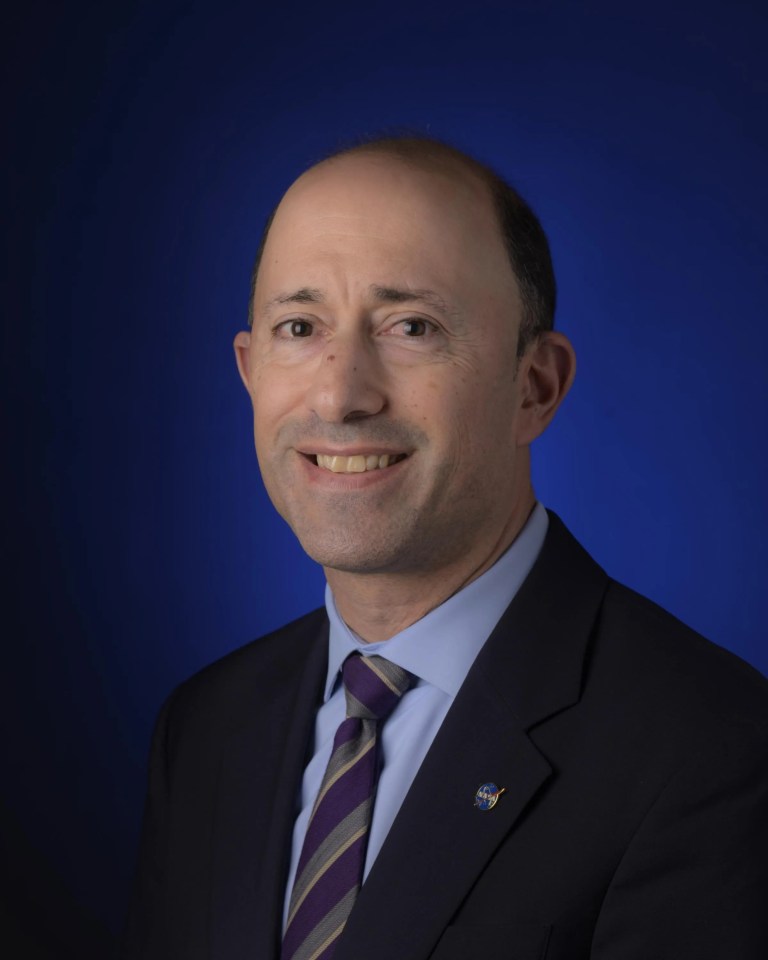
left=325, top=489, right=537, bottom=643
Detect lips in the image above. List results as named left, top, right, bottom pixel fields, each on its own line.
left=311, top=453, right=408, bottom=473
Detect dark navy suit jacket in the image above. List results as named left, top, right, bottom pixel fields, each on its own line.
left=123, top=513, right=768, bottom=959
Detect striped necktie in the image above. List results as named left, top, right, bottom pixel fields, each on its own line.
left=281, top=653, right=415, bottom=960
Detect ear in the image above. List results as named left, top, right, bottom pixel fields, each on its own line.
left=515, top=331, right=576, bottom=446
left=233, top=330, right=253, bottom=391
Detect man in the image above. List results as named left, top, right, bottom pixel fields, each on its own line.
left=123, top=136, right=768, bottom=959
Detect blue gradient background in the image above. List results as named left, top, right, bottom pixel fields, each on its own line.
left=2, top=0, right=766, bottom=953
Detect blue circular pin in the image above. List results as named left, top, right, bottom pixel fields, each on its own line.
left=474, top=782, right=506, bottom=811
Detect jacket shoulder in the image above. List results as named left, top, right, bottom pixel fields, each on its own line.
left=596, top=579, right=768, bottom=735
left=162, top=606, right=328, bottom=741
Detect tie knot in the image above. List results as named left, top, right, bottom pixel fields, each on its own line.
left=341, top=654, right=414, bottom=721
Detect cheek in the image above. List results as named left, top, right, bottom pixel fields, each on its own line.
left=403, top=375, right=481, bottom=452
left=251, top=369, right=300, bottom=436
left=452, top=371, right=518, bottom=454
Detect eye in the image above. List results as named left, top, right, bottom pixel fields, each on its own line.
left=275, top=318, right=314, bottom=338
left=399, top=318, right=431, bottom=337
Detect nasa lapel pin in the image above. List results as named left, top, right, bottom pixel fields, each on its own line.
left=474, top=782, right=506, bottom=811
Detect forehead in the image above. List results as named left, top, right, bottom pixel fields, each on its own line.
left=254, top=154, right=517, bottom=311
left=279, top=153, right=491, bottom=228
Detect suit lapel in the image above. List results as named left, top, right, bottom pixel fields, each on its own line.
left=334, top=512, right=609, bottom=960
left=334, top=667, right=551, bottom=960
left=209, top=613, right=328, bottom=960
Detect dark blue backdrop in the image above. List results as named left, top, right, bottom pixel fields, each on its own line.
left=3, top=0, right=766, bottom=952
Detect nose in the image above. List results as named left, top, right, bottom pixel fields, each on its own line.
left=304, top=332, right=387, bottom=423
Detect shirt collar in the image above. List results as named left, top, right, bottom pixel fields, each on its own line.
left=323, top=502, right=549, bottom=701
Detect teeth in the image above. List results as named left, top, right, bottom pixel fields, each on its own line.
left=315, top=454, right=401, bottom=473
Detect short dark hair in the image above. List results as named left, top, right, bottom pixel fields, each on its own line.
left=247, top=134, right=556, bottom=357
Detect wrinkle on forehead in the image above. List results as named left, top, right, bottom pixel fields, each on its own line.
left=257, top=153, right=519, bottom=314
left=262, top=283, right=460, bottom=321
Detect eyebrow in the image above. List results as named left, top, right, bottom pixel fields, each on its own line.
left=369, top=285, right=455, bottom=316
left=262, top=285, right=456, bottom=318
left=263, top=287, right=325, bottom=314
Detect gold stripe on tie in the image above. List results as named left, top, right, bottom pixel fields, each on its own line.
left=306, top=923, right=345, bottom=960
left=285, top=825, right=368, bottom=928
left=361, top=657, right=402, bottom=696
left=311, top=738, right=375, bottom=813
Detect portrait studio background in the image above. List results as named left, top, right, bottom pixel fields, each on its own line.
left=3, top=0, right=767, bottom=953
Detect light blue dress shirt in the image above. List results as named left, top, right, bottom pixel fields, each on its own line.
left=282, top=502, right=549, bottom=927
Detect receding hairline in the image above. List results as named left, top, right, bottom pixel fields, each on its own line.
left=285, top=139, right=504, bottom=229
left=249, top=141, right=513, bottom=316
left=314, top=138, right=492, bottom=182
left=247, top=134, right=557, bottom=357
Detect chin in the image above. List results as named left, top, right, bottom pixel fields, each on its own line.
left=301, top=543, right=398, bottom=575
left=294, top=527, right=409, bottom=575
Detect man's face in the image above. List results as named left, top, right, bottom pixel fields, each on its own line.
left=236, top=154, right=533, bottom=576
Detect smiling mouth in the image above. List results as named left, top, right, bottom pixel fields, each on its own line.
left=307, top=453, right=408, bottom=474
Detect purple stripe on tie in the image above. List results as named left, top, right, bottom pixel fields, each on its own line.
left=331, top=717, right=360, bottom=750
left=293, top=730, right=378, bottom=873
left=344, top=658, right=400, bottom=717
left=282, top=832, right=367, bottom=957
